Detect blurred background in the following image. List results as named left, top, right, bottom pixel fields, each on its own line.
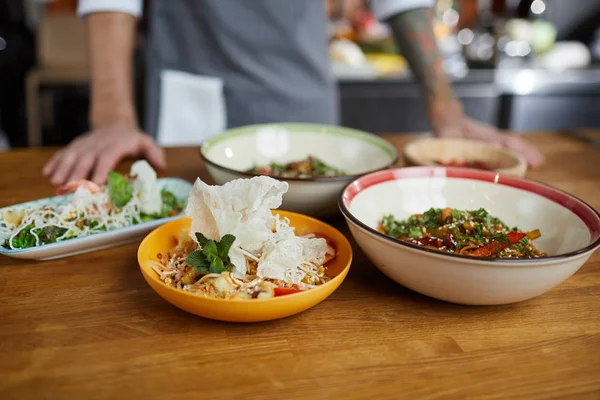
left=0, top=0, right=599, bottom=150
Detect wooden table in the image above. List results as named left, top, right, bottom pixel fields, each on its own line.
left=1, top=133, right=599, bottom=400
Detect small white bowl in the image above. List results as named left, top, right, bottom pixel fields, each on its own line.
left=200, top=123, right=397, bottom=217
left=339, top=167, right=600, bottom=305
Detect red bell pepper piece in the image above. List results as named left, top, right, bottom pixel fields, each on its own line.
left=506, top=232, right=526, bottom=244
left=469, top=232, right=527, bottom=257
left=468, top=241, right=503, bottom=257
left=274, top=288, right=304, bottom=297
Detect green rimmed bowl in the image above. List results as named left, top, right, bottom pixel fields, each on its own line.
left=200, top=123, right=398, bottom=217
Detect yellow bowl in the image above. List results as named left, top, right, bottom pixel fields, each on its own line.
left=137, top=210, right=353, bottom=322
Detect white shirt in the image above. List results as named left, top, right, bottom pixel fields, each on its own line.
left=77, top=0, right=435, bottom=21
left=75, top=0, right=435, bottom=146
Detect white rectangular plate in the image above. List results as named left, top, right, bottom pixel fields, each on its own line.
left=0, top=178, right=192, bottom=261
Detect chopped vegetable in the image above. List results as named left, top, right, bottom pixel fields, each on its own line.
left=274, top=287, right=304, bottom=296
left=246, top=156, right=345, bottom=178
left=7, top=224, right=36, bottom=249
left=379, top=207, right=546, bottom=259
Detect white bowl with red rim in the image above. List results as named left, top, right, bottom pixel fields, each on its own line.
left=339, top=167, right=600, bottom=305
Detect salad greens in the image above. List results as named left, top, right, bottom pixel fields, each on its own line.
left=107, top=171, right=134, bottom=208
left=7, top=224, right=71, bottom=249
left=1, top=166, right=186, bottom=250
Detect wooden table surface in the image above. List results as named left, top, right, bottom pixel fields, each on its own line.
left=1, top=133, right=599, bottom=400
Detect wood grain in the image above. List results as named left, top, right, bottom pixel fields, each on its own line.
left=1, top=133, right=599, bottom=400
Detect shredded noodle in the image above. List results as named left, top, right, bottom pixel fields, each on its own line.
left=2, top=187, right=142, bottom=250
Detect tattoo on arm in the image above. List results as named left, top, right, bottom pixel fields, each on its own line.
left=387, top=8, right=456, bottom=109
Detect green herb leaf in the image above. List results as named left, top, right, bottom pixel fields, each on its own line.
left=217, top=234, right=236, bottom=260
left=492, top=233, right=509, bottom=244
left=140, top=214, right=155, bottom=223
left=209, top=257, right=225, bottom=274
left=65, top=231, right=78, bottom=239
left=408, top=227, right=422, bottom=238
left=195, top=232, right=210, bottom=247
left=38, top=226, right=67, bottom=244
left=469, top=208, right=488, bottom=221
left=187, top=233, right=236, bottom=275
left=380, top=214, right=409, bottom=238
left=159, top=189, right=182, bottom=217
left=422, top=208, right=442, bottom=228
left=107, top=171, right=133, bottom=208
left=10, top=224, right=37, bottom=249
left=193, top=265, right=210, bottom=275
left=186, top=249, right=207, bottom=267
left=451, top=209, right=463, bottom=222
left=202, top=240, right=218, bottom=260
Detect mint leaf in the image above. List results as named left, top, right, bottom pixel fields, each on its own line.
left=217, top=234, right=236, bottom=260
left=188, top=232, right=237, bottom=275
left=209, top=257, right=225, bottom=274
left=195, top=232, right=210, bottom=247
left=193, top=265, right=210, bottom=275
left=202, top=240, right=218, bottom=260
left=186, top=249, right=207, bottom=267
left=107, top=171, right=133, bottom=208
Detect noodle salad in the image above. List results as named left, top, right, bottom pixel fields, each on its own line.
left=150, top=176, right=337, bottom=300
left=0, top=161, right=185, bottom=250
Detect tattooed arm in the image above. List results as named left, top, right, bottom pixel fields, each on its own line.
left=385, top=8, right=544, bottom=167
left=387, top=8, right=460, bottom=129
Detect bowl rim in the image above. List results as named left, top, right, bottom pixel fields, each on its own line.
left=137, top=210, right=353, bottom=304
left=199, top=123, right=399, bottom=182
left=403, top=136, right=528, bottom=174
left=338, top=166, right=600, bottom=265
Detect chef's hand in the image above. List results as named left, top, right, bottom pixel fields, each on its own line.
left=42, top=123, right=167, bottom=185
left=430, top=100, right=545, bottom=168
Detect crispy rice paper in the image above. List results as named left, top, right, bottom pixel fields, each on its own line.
left=185, top=176, right=329, bottom=282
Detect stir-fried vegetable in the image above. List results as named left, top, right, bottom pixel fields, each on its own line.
left=379, top=208, right=546, bottom=259
left=246, top=156, right=345, bottom=178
